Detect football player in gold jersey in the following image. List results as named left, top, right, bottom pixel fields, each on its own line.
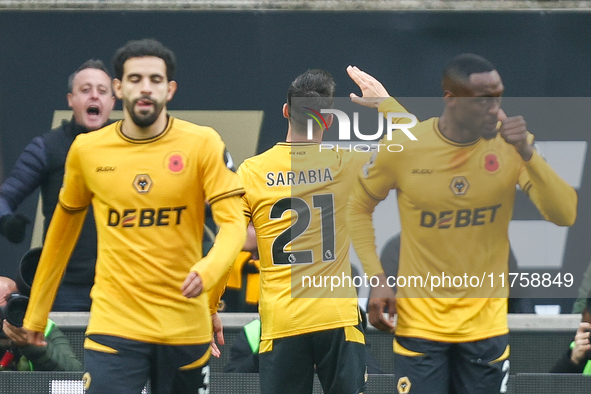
left=23, top=39, right=246, bottom=394
left=237, top=69, right=406, bottom=394
left=347, top=55, right=577, bottom=393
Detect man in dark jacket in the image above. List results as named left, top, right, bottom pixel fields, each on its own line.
left=550, top=290, right=591, bottom=374
left=0, top=59, right=115, bottom=311
left=0, top=276, right=82, bottom=371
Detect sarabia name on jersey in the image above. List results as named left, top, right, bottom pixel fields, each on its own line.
left=265, top=168, right=334, bottom=187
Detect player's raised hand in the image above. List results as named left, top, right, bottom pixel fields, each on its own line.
left=347, top=66, right=390, bottom=108
left=367, top=273, right=397, bottom=333
left=181, top=271, right=204, bottom=298
left=497, top=109, right=533, bottom=161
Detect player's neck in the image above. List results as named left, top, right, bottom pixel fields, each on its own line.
left=438, top=112, right=480, bottom=144
left=121, top=113, right=169, bottom=140
left=285, top=125, right=322, bottom=144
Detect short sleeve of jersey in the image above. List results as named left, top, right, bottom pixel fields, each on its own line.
left=201, top=130, right=244, bottom=204
left=59, top=139, right=92, bottom=211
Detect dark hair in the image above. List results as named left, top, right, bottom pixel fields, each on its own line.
left=442, top=53, right=496, bottom=92
left=287, top=69, right=336, bottom=131
left=67, top=59, right=111, bottom=93
left=112, top=38, right=176, bottom=81
left=586, top=288, right=591, bottom=313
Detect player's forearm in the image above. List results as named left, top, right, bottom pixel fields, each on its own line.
left=206, top=265, right=232, bottom=314
left=193, top=195, right=247, bottom=294
left=23, top=205, right=87, bottom=332
left=347, top=182, right=384, bottom=278
left=524, top=150, right=578, bottom=226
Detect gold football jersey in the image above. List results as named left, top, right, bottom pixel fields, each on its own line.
left=238, top=143, right=370, bottom=340
left=25, top=117, right=244, bottom=345
left=349, top=99, right=577, bottom=342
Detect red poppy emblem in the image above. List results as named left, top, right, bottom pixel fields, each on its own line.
left=485, top=154, right=499, bottom=172
left=168, top=154, right=184, bottom=173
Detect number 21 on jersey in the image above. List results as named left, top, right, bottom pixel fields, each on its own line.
left=270, top=194, right=336, bottom=265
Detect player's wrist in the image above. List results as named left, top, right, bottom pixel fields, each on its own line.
left=376, top=97, right=395, bottom=112
left=518, top=144, right=534, bottom=162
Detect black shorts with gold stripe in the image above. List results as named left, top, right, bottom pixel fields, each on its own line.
left=393, top=334, right=510, bottom=394
left=259, top=323, right=367, bottom=394
left=83, top=334, right=210, bottom=394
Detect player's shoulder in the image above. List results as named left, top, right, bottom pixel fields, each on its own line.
left=238, top=146, right=274, bottom=172
left=411, top=117, right=438, bottom=138
left=379, top=116, right=436, bottom=148
left=170, top=117, right=221, bottom=141
left=238, top=144, right=291, bottom=178
left=236, top=158, right=261, bottom=187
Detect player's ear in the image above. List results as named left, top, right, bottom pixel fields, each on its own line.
left=443, top=90, right=455, bottom=107
left=282, top=103, right=289, bottom=119
left=325, top=113, right=334, bottom=129
left=67, top=93, right=74, bottom=109
left=113, top=79, right=123, bottom=100
left=166, top=80, right=178, bottom=101
left=107, top=94, right=116, bottom=111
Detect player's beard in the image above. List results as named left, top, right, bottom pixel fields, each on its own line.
left=480, top=121, right=501, bottom=140
left=480, top=127, right=499, bottom=140
left=124, top=96, right=166, bottom=128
